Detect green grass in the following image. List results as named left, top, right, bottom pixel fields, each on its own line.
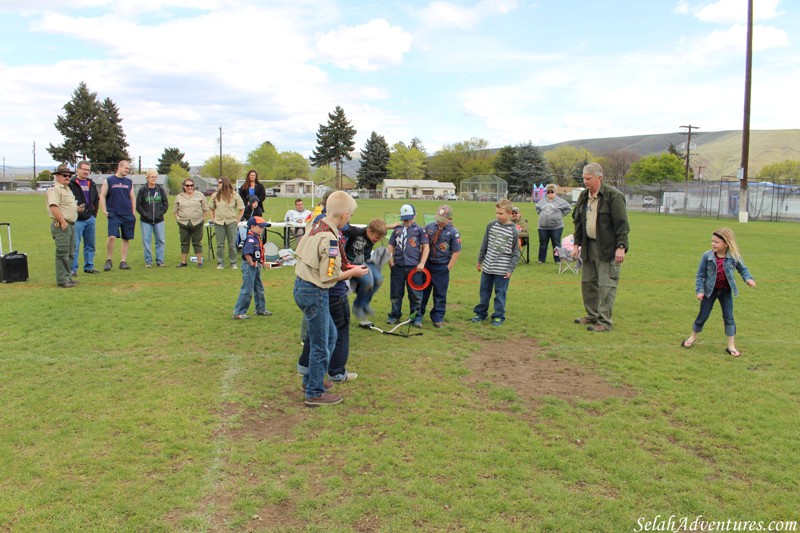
left=1, top=193, right=798, bottom=531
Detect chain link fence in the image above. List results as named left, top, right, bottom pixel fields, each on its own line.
left=619, top=179, right=800, bottom=222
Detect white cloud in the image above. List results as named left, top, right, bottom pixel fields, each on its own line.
left=316, top=19, right=413, bottom=72
left=693, top=0, right=781, bottom=24
left=418, top=0, right=519, bottom=30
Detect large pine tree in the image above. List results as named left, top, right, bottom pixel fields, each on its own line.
left=310, top=106, right=356, bottom=189
left=47, top=82, right=130, bottom=173
left=157, top=147, right=191, bottom=175
left=357, top=131, right=390, bottom=190
left=510, top=142, right=550, bottom=195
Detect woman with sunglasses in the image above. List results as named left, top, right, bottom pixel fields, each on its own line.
left=535, top=184, right=572, bottom=264
left=174, top=178, right=209, bottom=267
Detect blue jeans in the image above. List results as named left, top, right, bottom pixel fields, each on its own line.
left=233, top=261, right=266, bottom=315
left=351, top=263, right=383, bottom=316
left=538, top=227, right=563, bottom=263
left=294, top=278, right=336, bottom=398
left=72, top=216, right=96, bottom=272
left=693, top=288, right=736, bottom=337
left=389, top=264, right=422, bottom=322
left=473, top=272, right=510, bottom=320
left=140, top=221, right=165, bottom=265
left=298, top=293, right=350, bottom=380
left=419, top=262, right=450, bottom=323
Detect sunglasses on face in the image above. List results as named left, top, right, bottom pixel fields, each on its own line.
left=185, top=184, right=194, bottom=188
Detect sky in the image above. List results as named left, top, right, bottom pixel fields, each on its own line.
left=0, top=0, right=797, bottom=171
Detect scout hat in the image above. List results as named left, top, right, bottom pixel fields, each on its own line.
left=247, top=216, right=270, bottom=228
left=434, top=205, right=453, bottom=223
left=53, top=163, right=75, bottom=175
left=399, top=204, right=416, bottom=221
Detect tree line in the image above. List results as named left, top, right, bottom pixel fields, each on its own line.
left=50, top=82, right=800, bottom=192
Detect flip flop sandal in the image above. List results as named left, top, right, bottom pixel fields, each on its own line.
left=681, top=339, right=694, bottom=348
left=725, top=348, right=741, bottom=357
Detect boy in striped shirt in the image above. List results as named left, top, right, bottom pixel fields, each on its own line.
left=472, top=199, right=520, bottom=326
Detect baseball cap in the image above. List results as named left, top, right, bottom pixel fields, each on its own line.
left=434, top=205, right=453, bottom=223
left=247, top=216, right=270, bottom=228
left=399, top=204, right=416, bottom=221
left=511, top=206, right=520, bottom=213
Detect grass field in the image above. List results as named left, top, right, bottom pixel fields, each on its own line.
left=1, top=193, right=798, bottom=532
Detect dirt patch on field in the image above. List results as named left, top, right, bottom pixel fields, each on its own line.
left=464, top=336, right=635, bottom=405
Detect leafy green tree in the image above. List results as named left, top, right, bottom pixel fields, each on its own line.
left=312, top=165, right=337, bottom=188
left=757, top=160, right=800, bottom=183
left=37, top=170, right=53, bottom=181
left=201, top=154, right=244, bottom=180
left=387, top=142, right=427, bottom=181
left=246, top=141, right=281, bottom=181
left=47, top=82, right=130, bottom=173
left=544, top=145, right=595, bottom=186
left=276, top=151, right=310, bottom=181
left=428, top=137, right=495, bottom=188
left=625, top=153, right=685, bottom=183
left=310, top=106, right=357, bottom=189
left=157, top=147, right=190, bottom=175
left=511, top=142, right=550, bottom=194
left=167, top=163, right=190, bottom=194
left=357, top=132, right=390, bottom=189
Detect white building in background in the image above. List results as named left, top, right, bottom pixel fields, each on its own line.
left=381, top=179, right=456, bottom=200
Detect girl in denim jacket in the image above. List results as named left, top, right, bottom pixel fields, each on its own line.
left=681, top=228, right=756, bottom=356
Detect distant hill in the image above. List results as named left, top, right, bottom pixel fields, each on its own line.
left=538, top=129, right=800, bottom=180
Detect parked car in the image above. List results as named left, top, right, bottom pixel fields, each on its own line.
left=445, top=193, right=458, bottom=201
left=264, top=189, right=277, bottom=197
left=349, top=191, right=359, bottom=199
left=36, top=184, right=54, bottom=193
left=642, top=196, right=656, bottom=208
left=16, top=187, right=34, bottom=192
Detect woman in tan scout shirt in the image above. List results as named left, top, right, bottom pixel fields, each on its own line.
left=174, top=178, right=209, bottom=267
left=210, top=177, right=244, bottom=270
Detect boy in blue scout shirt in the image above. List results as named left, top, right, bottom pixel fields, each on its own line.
left=386, top=204, right=430, bottom=327
left=293, top=191, right=368, bottom=407
left=232, top=216, right=272, bottom=319
left=420, top=205, right=462, bottom=328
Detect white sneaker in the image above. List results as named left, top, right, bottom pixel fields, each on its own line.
left=217, top=264, right=224, bottom=270
left=231, top=264, right=238, bottom=269
left=332, top=372, right=358, bottom=382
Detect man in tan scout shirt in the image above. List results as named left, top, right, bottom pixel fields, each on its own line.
left=46, top=164, right=80, bottom=288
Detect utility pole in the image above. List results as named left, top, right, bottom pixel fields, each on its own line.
left=739, top=0, right=754, bottom=223
left=680, top=125, right=699, bottom=212
left=33, top=142, right=37, bottom=182
left=2, top=157, right=5, bottom=180
left=219, top=126, right=223, bottom=178
left=696, top=165, right=704, bottom=181
left=138, top=156, right=142, bottom=174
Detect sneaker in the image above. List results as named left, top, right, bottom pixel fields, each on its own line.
left=197, top=261, right=203, bottom=268
left=301, top=380, right=334, bottom=392
left=304, top=392, right=343, bottom=407
left=156, top=262, right=165, bottom=267
left=232, top=314, right=250, bottom=320
left=587, top=324, right=611, bottom=332
left=386, top=317, right=399, bottom=325
left=58, top=281, right=78, bottom=288
left=70, top=270, right=77, bottom=277
left=492, top=318, right=505, bottom=327
left=103, top=260, right=112, bottom=271
left=84, top=268, right=100, bottom=274
left=574, top=316, right=595, bottom=325
left=145, top=263, right=152, bottom=268
left=433, top=322, right=444, bottom=328
left=331, top=372, right=358, bottom=383
left=471, top=315, right=486, bottom=323
left=231, top=263, right=238, bottom=270
left=119, top=261, right=131, bottom=270
left=255, top=310, right=273, bottom=316
left=176, top=263, right=188, bottom=268
left=412, top=320, right=423, bottom=329
left=217, top=264, right=224, bottom=270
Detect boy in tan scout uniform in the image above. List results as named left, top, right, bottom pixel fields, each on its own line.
left=293, top=191, right=368, bottom=407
